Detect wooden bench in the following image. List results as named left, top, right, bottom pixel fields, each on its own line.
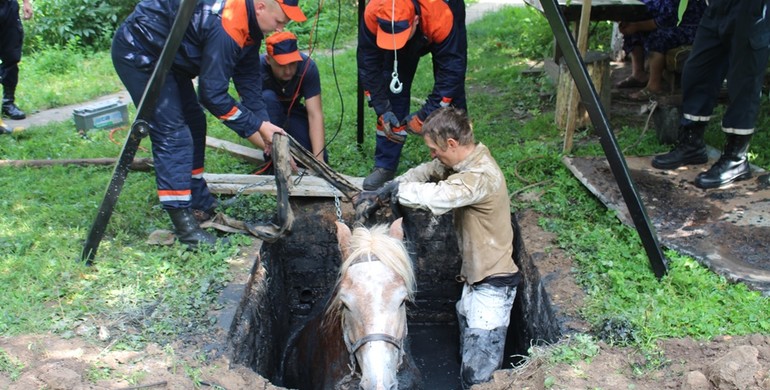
left=664, top=45, right=691, bottom=93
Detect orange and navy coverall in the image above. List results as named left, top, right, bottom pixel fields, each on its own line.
left=358, top=0, right=467, bottom=172
left=112, top=0, right=268, bottom=211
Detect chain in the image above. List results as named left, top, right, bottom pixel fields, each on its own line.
left=234, top=178, right=274, bottom=198
left=330, top=182, right=344, bottom=222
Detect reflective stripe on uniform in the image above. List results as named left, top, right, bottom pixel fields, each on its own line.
left=191, top=167, right=205, bottom=179
left=218, top=106, right=243, bottom=121
left=158, top=189, right=192, bottom=202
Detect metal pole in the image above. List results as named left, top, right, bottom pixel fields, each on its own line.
left=540, top=0, right=668, bottom=278
left=81, top=0, right=198, bottom=264
left=356, top=0, right=365, bottom=146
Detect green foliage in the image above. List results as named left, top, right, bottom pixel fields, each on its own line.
left=24, top=0, right=135, bottom=52
left=17, top=48, right=122, bottom=112
left=542, top=334, right=601, bottom=365
left=0, top=349, right=25, bottom=381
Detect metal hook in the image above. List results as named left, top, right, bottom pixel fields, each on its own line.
left=390, top=72, right=403, bottom=94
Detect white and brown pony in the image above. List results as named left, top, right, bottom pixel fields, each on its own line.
left=281, top=218, right=421, bottom=390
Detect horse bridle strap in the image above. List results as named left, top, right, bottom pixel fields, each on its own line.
left=349, top=333, right=403, bottom=355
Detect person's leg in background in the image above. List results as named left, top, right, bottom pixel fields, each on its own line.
left=652, top=2, right=728, bottom=170
left=184, top=74, right=218, bottom=221
left=695, top=0, right=770, bottom=188
left=0, top=0, right=27, bottom=120
left=363, top=43, right=420, bottom=190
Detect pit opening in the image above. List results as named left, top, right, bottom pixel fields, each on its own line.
left=226, top=198, right=561, bottom=389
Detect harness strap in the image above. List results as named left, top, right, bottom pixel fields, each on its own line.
left=349, top=333, right=403, bottom=355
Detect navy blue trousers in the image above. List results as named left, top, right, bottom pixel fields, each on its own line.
left=112, top=29, right=215, bottom=211
left=681, top=0, right=770, bottom=135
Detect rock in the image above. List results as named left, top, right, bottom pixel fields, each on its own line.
left=706, top=346, right=760, bottom=390
left=681, top=370, right=709, bottom=390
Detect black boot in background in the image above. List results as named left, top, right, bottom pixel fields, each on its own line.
left=167, top=208, right=222, bottom=250
left=2, top=96, right=26, bottom=120
left=651, top=123, right=708, bottom=170
left=695, top=134, right=752, bottom=189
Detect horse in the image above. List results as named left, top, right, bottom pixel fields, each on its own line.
left=280, top=218, right=422, bottom=390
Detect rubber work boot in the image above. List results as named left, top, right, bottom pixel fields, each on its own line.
left=2, top=99, right=26, bottom=120
left=167, top=208, right=223, bottom=250
left=695, top=134, right=752, bottom=189
left=651, top=124, right=708, bottom=170
left=362, top=167, right=395, bottom=190
left=460, top=327, right=508, bottom=389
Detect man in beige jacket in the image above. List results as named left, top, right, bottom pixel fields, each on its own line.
left=355, top=107, right=520, bottom=388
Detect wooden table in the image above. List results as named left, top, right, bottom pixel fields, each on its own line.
left=525, top=0, right=649, bottom=23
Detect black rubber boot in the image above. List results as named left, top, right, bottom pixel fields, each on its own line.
left=695, top=134, right=752, bottom=189
left=2, top=98, right=26, bottom=120
left=167, top=208, right=222, bottom=250
left=362, top=167, right=395, bottom=190
left=651, top=124, right=708, bottom=170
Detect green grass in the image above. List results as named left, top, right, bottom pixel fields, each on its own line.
left=0, top=3, right=768, bottom=363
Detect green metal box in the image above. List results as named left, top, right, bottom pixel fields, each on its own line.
left=73, top=99, right=129, bottom=131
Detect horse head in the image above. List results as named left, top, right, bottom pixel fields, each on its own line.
left=328, top=218, right=416, bottom=390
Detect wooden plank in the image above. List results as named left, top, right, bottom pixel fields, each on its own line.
left=203, top=173, right=364, bottom=198
left=205, top=136, right=264, bottom=163
left=0, top=157, right=154, bottom=171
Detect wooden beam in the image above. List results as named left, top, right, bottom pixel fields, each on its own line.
left=0, top=157, right=154, bottom=171
left=204, top=173, right=364, bottom=198
left=205, top=136, right=264, bottom=163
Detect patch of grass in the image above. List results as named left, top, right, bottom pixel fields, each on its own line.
left=0, top=348, right=25, bottom=381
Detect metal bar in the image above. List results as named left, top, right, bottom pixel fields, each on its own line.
left=81, top=0, right=198, bottom=264
left=540, top=0, right=668, bottom=278
left=356, top=0, right=365, bottom=146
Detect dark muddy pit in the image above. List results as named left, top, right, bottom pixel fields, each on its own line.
left=225, top=198, right=559, bottom=389
left=564, top=155, right=770, bottom=294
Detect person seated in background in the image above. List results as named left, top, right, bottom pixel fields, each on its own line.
left=615, top=0, right=706, bottom=100
left=261, top=31, right=327, bottom=164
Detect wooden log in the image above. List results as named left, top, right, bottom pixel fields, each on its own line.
left=203, top=173, right=364, bottom=198
left=205, top=136, right=264, bottom=163
left=0, top=157, right=154, bottom=171
left=555, top=51, right=612, bottom=132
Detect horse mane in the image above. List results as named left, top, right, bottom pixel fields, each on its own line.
left=323, top=222, right=416, bottom=326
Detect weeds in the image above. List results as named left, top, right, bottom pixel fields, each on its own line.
left=0, top=349, right=24, bottom=381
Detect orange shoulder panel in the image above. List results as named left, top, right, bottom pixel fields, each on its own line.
left=418, top=0, right=453, bottom=44
left=220, top=0, right=251, bottom=48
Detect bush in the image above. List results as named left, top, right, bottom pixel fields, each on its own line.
left=24, top=0, right=137, bottom=53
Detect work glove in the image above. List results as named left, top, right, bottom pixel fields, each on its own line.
left=376, top=180, right=400, bottom=205
left=404, top=112, right=424, bottom=135
left=353, top=181, right=400, bottom=224
left=377, top=111, right=407, bottom=144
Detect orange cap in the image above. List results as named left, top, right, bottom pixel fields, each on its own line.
left=276, top=0, right=307, bottom=22
left=266, top=31, right=303, bottom=65
left=373, top=0, right=416, bottom=50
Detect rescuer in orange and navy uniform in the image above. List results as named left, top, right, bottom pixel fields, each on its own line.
left=358, top=0, right=467, bottom=190
left=111, top=0, right=307, bottom=249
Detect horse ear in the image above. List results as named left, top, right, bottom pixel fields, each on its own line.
left=335, top=221, right=352, bottom=259
left=389, top=218, right=404, bottom=241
